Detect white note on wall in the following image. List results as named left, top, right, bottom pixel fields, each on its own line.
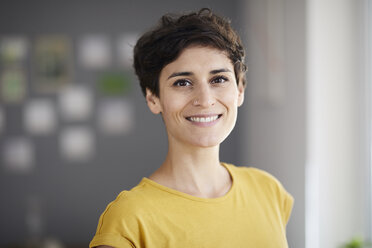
left=60, top=126, right=95, bottom=162
left=117, top=33, right=138, bottom=68
left=98, top=99, right=134, bottom=135
left=79, top=35, right=111, bottom=69
left=59, top=85, right=93, bottom=121
left=24, top=99, right=57, bottom=135
left=3, top=137, right=34, bottom=173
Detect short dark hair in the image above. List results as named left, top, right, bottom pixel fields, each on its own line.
left=133, top=8, right=247, bottom=97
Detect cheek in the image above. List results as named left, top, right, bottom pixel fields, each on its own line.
left=220, top=89, right=239, bottom=107
left=161, top=96, right=187, bottom=118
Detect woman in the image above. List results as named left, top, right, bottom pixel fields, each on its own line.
left=90, top=8, right=293, bottom=248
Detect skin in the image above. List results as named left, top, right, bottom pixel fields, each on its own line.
left=95, top=46, right=245, bottom=248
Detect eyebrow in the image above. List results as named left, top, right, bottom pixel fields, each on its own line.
left=167, top=68, right=232, bottom=80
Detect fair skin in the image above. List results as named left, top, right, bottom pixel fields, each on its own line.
left=95, top=46, right=244, bottom=248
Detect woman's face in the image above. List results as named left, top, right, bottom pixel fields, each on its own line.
left=146, top=46, right=245, bottom=148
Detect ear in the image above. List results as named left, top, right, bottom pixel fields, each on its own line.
left=237, top=80, right=245, bottom=107
left=146, top=88, right=162, bottom=114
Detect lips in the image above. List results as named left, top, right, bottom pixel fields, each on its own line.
left=185, top=114, right=222, bottom=123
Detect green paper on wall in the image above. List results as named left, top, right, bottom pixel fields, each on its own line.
left=98, top=72, right=131, bottom=96
left=0, top=69, right=26, bottom=103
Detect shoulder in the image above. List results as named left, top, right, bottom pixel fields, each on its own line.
left=101, top=182, right=151, bottom=219
left=225, top=163, right=293, bottom=203
left=95, top=181, right=156, bottom=238
left=226, top=163, right=294, bottom=224
left=226, top=163, right=283, bottom=187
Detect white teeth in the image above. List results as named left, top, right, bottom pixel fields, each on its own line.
left=189, top=115, right=219, bottom=123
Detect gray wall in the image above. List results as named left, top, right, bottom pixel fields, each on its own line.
left=0, top=0, right=243, bottom=245
left=240, top=1, right=306, bottom=247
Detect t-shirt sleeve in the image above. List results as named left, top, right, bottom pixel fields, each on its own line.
left=89, top=192, right=136, bottom=248
left=249, top=167, right=294, bottom=226
left=89, top=233, right=134, bottom=248
left=280, top=184, right=294, bottom=225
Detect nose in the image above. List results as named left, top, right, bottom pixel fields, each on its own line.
left=193, top=84, right=216, bottom=107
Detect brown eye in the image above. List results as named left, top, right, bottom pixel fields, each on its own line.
left=173, top=79, right=191, bottom=87
left=211, top=76, right=228, bottom=84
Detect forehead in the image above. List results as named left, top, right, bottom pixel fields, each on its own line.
left=160, top=46, right=234, bottom=77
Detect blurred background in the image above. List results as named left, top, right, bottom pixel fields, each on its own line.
left=0, top=0, right=371, bottom=247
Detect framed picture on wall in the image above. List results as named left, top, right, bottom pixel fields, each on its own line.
left=32, top=35, right=73, bottom=93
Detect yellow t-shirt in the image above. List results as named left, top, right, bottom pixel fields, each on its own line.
left=90, top=163, right=294, bottom=248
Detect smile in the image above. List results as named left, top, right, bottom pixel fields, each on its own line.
left=186, top=114, right=222, bottom=123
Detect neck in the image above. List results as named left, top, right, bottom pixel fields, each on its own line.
left=149, top=139, right=231, bottom=198
left=165, top=142, right=221, bottom=176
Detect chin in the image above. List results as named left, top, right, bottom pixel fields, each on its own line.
left=189, top=135, right=228, bottom=148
